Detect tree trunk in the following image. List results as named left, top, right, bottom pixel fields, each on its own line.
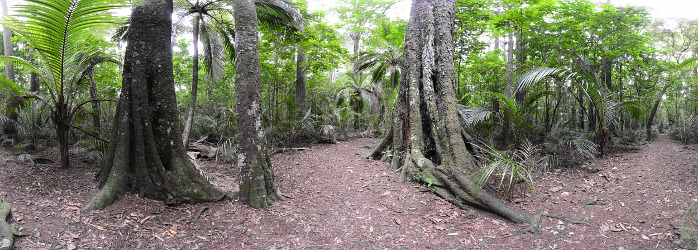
left=83, top=0, right=223, bottom=211
left=1, top=0, right=14, bottom=82
left=234, top=0, right=283, bottom=208
left=295, top=44, right=307, bottom=116
left=578, top=86, right=584, bottom=130
left=370, top=0, right=530, bottom=224
left=647, top=84, right=670, bottom=140
left=1, top=0, right=16, bottom=137
left=182, top=15, right=200, bottom=149
left=52, top=98, right=70, bottom=168
left=89, top=71, right=101, bottom=130
left=603, top=59, right=612, bottom=91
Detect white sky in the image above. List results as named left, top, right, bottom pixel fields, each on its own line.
left=609, top=0, right=698, bottom=20
left=307, top=0, right=697, bottom=23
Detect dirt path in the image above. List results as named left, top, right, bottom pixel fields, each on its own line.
left=0, top=135, right=695, bottom=249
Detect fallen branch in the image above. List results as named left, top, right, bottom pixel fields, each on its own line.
left=271, top=147, right=311, bottom=155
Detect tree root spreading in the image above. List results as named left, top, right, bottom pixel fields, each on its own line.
left=514, top=210, right=590, bottom=235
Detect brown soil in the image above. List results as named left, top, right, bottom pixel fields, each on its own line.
left=0, top=134, right=695, bottom=249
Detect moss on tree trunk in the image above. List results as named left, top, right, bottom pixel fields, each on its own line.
left=371, top=0, right=531, bottom=224
left=0, top=201, right=14, bottom=250
left=83, top=0, right=223, bottom=211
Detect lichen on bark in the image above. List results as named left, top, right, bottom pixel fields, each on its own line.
left=233, top=0, right=283, bottom=208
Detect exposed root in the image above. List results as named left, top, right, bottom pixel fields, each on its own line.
left=542, top=212, right=590, bottom=225
left=192, top=206, right=209, bottom=222
left=514, top=211, right=589, bottom=235
left=370, top=128, right=393, bottom=160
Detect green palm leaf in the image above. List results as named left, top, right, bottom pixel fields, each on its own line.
left=2, top=0, right=126, bottom=101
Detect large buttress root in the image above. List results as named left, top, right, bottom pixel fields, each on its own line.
left=83, top=0, right=223, bottom=211
left=370, top=0, right=533, bottom=225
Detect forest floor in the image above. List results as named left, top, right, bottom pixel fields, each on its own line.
left=0, top=134, right=696, bottom=249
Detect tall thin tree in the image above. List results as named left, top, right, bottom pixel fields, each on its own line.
left=233, top=0, right=284, bottom=208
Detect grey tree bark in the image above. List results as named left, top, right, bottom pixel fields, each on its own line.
left=1, top=0, right=14, bottom=82
left=83, top=0, right=223, bottom=211
left=1, top=0, right=16, bottom=137
left=88, top=71, right=101, bottom=130
left=295, top=39, right=307, bottom=116
left=182, top=15, right=201, bottom=149
left=294, top=0, right=307, bottom=117
left=370, top=0, right=530, bottom=224
left=234, top=0, right=284, bottom=208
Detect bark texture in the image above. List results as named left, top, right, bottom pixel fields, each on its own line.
left=370, top=0, right=530, bottom=224
left=234, top=0, right=283, bottom=208
left=295, top=44, right=307, bottom=116
left=0, top=201, right=13, bottom=250
left=1, top=0, right=14, bottom=82
left=83, top=0, right=223, bottom=211
left=1, top=0, right=16, bottom=137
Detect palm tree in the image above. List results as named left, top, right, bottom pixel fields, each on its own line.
left=0, top=0, right=126, bottom=168
left=514, top=55, right=646, bottom=156
left=175, top=0, right=302, bottom=148
left=336, top=71, right=379, bottom=131
left=173, top=0, right=235, bottom=148
left=356, top=45, right=402, bottom=90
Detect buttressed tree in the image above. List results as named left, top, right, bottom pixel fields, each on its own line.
left=234, top=0, right=284, bottom=208
left=83, top=0, right=224, bottom=211
left=370, top=0, right=531, bottom=223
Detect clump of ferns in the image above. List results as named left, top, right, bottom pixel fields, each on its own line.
left=470, top=140, right=542, bottom=199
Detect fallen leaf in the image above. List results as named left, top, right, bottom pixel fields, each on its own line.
left=447, top=232, right=459, bottom=236
left=394, top=218, right=401, bottom=225
left=641, top=234, right=649, bottom=240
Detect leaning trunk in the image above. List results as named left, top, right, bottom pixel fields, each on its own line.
left=647, top=84, right=670, bottom=140
left=234, top=0, right=283, bottom=208
left=83, top=0, right=223, bottom=211
left=89, top=71, right=101, bottom=130
left=370, top=0, right=530, bottom=224
left=182, top=16, right=200, bottom=149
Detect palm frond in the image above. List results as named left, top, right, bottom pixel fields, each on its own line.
left=677, top=56, right=698, bottom=71
left=3, top=0, right=127, bottom=101
left=565, top=138, right=598, bottom=159
left=515, top=67, right=568, bottom=93
left=457, top=106, right=494, bottom=127
left=255, top=0, right=303, bottom=32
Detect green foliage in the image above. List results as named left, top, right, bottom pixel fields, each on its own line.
left=471, top=141, right=539, bottom=198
